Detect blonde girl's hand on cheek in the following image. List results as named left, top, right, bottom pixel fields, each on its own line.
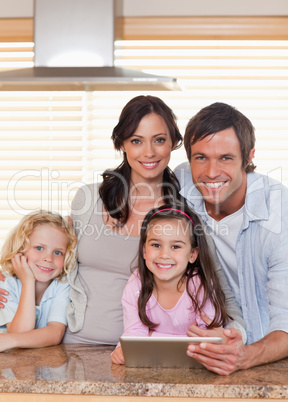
left=11, top=253, right=35, bottom=285
left=111, top=346, right=125, bottom=365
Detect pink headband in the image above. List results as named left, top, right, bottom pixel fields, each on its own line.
left=151, top=208, right=195, bottom=227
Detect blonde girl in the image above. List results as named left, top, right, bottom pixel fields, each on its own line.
left=0, top=210, right=77, bottom=351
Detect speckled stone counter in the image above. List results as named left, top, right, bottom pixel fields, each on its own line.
left=0, top=344, right=288, bottom=400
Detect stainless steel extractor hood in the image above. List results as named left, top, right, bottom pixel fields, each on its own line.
left=0, top=0, right=178, bottom=91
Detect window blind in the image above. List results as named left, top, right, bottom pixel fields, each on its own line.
left=0, top=40, right=288, bottom=245
left=113, top=40, right=288, bottom=182
left=0, top=91, right=85, bottom=243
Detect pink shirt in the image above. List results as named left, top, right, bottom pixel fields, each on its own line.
left=121, top=269, right=216, bottom=338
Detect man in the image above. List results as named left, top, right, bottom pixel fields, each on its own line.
left=174, top=102, right=288, bottom=375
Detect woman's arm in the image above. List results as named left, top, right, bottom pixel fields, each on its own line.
left=0, top=271, right=8, bottom=308
left=0, top=321, right=66, bottom=352
left=66, top=183, right=98, bottom=333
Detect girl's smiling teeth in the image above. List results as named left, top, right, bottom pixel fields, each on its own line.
left=156, top=263, right=175, bottom=270
left=37, top=265, right=53, bottom=273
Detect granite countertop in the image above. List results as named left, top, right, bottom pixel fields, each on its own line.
left=0, top=344, right=288, bottom=398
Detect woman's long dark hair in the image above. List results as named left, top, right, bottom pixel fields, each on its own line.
left=99, top=95, right=183, bottom=225
left=137, top=203, right=232, bottom=329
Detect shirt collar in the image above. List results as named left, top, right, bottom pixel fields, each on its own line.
left=244, top=172, right=269, bottom=222
left=39, top=280, right=59, bottom=304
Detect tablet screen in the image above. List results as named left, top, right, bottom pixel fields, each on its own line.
left=120, top=336, right=222, bottom=368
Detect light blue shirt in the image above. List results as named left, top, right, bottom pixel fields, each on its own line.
left=175, top=162, right=288, bottom=345
left=0, top=276, right=70, bottom=330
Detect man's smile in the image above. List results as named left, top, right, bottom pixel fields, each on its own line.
left=203, top=181, right=227, bottom=190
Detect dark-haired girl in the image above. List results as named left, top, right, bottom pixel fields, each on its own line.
left=111, top=205, right=246, bottom=364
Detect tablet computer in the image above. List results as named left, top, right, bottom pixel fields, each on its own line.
left=120, top=336, right=222, bottom=368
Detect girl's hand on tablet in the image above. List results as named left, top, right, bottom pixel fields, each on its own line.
left=111, top=346, right=125, bottom=365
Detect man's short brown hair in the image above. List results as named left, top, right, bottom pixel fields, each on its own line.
left=184, top=102, right=256, bottom=173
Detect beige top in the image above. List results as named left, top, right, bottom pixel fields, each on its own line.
left=64, top=196, right=139, bottom=344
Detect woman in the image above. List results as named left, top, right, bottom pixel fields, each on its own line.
left=64, top=95, right=184, bottom=344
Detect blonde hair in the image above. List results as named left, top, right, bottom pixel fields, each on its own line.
left=0, top=210, right=77, bottom=281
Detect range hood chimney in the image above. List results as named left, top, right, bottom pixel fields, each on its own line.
left=0, top=0, right=177, bottom=91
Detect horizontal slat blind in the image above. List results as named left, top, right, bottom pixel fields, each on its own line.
left=113, top=40, right=288, bottom=183
left=0, top=39, right=288, bottom=246
left=0, top=42, right=34, bottom=70
left=0, top=90, right=85, bottom=243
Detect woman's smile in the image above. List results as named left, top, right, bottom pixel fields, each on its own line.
left=121, top=113, right=173, bottom=184
left=139, top=160, right=160, bottom=169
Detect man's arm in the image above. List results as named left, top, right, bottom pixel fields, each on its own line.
left=241, top=331, right=288, bottom=369
left=187, top=324, right=288, bottom=375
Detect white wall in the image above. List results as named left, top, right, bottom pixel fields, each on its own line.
left=123, top=0, right=288, bottom=16
left=0, top=0, right=33, bottom=17
left=1, top=0, right=288, bottom=18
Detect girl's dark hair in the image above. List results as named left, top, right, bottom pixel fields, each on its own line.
left=137, top=203, right=231, bottom=329
left=99, top=95, right=183, bottom=225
